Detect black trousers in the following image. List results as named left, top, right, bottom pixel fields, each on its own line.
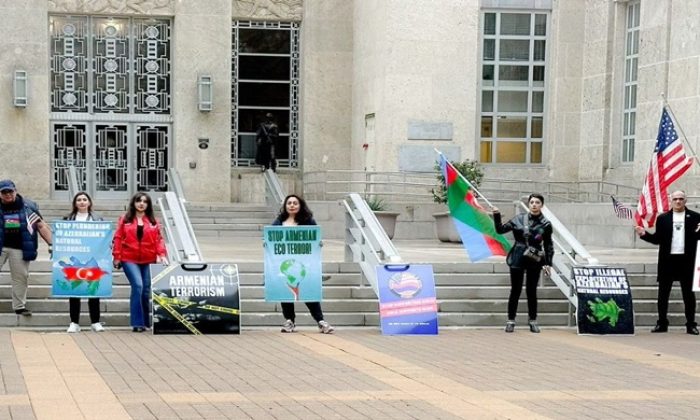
left=281, top=301, right=324, bottom=323
left=657, top=279, right=696, bottom=327
left=507, top=267, right=541, bottom=321
left=69, top=298, right=100, bottom=324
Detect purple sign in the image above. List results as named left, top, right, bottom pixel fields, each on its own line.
left=377, top=264, right=438, bottom=335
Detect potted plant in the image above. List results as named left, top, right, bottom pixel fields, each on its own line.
left=432, top=159, right=484, bottom=243
left=366, top=196, right=400, bottom=240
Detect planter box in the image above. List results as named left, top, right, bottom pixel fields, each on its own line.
left=433, top=211, right=462, bottom=243
left=374, top=211, right=400, bottom=240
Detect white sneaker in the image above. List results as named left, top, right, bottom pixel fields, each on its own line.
left=281, top=319, right=296, bottom=333
left=91, top=322, right=105, bottom=332
left=66, top=322, right=81, bottom=333
left=318, top=320, right=335, bottom=334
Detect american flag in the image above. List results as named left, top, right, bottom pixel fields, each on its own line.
left=26, top=211, right=40, bottom=235
left=634, top=108, right=694, bottom=227
left=611, top=196, right=634, bottom=219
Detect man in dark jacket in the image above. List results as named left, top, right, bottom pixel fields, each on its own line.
left=255, top=112, right=279, bottom=172
left=0, top=180, right=53, bottom=315
left=635, top=190, right=700, bottom=335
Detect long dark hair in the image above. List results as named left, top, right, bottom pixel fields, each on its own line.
left=125, top=192, right=156, bottom=224
left=67, top=191, right=93, bottom=219
left=277, top=194, right=313, bottom=224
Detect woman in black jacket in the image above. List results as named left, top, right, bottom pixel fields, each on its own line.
left=493, top=193, right=554, bottom=333
left=272, top=194, right=334, bottom=334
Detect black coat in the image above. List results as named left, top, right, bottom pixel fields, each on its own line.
left=639, top=208, right=700, bottom=283
left=494, top=212, right=554, bottom=269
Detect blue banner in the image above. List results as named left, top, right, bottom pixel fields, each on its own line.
left=263, top=226, right=322, bottom=302
left=377, top=264, right=438, bottom=335
left=51, top=221, right=114, bottom=298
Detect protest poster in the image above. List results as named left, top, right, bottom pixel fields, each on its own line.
left=51, top=221, right=114, bottom=298
left=376, top=264, right=438, bottom=335
left=573, top=266, right=634, bottom=335
left=263, top=226, right=322, bottom=302
left=151, top=263, right=241, bottom=335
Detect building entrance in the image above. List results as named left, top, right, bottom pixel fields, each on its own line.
left=52, top=122, right=169, bottom=200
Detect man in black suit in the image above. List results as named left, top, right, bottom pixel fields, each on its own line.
left=635, top=190, right=700, bottom=335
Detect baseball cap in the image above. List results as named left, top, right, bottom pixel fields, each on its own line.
left=0, top=180, right=16, bottom=192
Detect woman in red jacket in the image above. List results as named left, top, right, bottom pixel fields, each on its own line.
left=113, top=193, right=168, bottom=332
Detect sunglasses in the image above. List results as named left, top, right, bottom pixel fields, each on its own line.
left=0, top=190, right=14, bottom=194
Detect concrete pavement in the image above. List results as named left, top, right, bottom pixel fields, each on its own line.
left=1, top=327, right=699, bottom=419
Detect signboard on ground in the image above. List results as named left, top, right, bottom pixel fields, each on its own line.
left=573, top=266, right=634, bottom=335
left=151, top=263, right=241, bottom=335
left=376, top=264, right=438, bottom=335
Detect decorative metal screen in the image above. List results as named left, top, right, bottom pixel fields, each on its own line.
left=50, top=16, right=89, bottom=112
left=52, top=123, right=88, bottom=191
left=95, top=124, right=128, bottom=192
left=232, top=20, right=300, bottom=168
left=136, top=125, right=169, bottom=191
left=49, top=15, right=171, bottom=114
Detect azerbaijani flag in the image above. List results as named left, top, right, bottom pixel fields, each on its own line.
left=440, top=155, right=511, bottom=262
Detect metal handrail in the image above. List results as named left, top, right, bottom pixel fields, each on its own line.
left=66, top=166, right=81, bottom=198
left=304, top=169, right=641, bottom=203
left=169, top=168, right=187, bottom=203
left=342, top=193, right=402, bottom=295
left=264, top=169, right=286, bottom=210
left=158, top=191, right=204, bottom=263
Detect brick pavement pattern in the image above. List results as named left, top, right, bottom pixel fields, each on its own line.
left=1, top=328, right=699, bottom=419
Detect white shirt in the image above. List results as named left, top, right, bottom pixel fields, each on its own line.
left=75, top=212, right=90, bottom=222
left=671, top=211, right=685, bottom=254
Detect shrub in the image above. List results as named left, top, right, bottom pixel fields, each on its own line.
left=432, top=159, right=484, bottom=204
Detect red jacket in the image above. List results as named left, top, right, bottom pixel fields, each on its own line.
left=112, top=215, right=167, bottom=264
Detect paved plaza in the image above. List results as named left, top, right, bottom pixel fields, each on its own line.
left=1, top=327, right=699, bottom=419
left=1, top=238, right=686, bottom=419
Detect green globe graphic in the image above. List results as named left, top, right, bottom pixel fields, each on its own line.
left=279, top=259, right=306, bottom=289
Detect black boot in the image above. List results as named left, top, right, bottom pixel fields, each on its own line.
left=651, top=322, right=668, bottom=333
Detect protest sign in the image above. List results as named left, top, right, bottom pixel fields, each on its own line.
left=377, top=264, right=438, bottom=335
left=151, top=263, right=241, bottom=335
left=573, top=266, right=634, bottom=335
left=263, top=226, right=322, bottom=302
left=51, top=221, right=113, bottom=298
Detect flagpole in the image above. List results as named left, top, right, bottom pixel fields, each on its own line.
left=433, top=148, right=496, bottom=209
left=660, top=93, right=699, bottom=160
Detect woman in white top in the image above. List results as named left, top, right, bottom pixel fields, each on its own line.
left=65, top=192, right=105, bottom=333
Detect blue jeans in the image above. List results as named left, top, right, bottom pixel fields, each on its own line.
left=122, top=262, right=152, bottom=328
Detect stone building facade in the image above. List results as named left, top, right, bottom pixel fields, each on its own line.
left=0, top=0, right=698, bottom=202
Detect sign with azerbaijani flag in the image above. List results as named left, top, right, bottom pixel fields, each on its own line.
left=439, top=154, right=511, bottom=262
left=51, top=221, right=114, bottom=298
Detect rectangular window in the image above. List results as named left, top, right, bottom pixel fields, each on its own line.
left=479, top=11, right=548, bottom=164
left=622, top=2, right=640, bottom=163
left=232, top=21, right=300, bottom=168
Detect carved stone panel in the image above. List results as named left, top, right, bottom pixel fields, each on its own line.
left=232, top=0, right=303, bottom=21
left=48, top=0, right=174, bottom=16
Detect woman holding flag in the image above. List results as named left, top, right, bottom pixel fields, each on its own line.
left=493, top=193, right=553, bottom=333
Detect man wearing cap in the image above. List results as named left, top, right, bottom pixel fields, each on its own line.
left=255, top=112, right=279, bottom=172
left=0, top=180, right=53, bottom=316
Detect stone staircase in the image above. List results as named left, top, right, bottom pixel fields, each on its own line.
left=0, top=260, right=686, bottom=329
left=35, top=200, right=276, bottom=238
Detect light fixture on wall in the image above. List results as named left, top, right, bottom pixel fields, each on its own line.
left=13, top=70, right=28, bottom=107
left=198, top=74, right=212, bottom=112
